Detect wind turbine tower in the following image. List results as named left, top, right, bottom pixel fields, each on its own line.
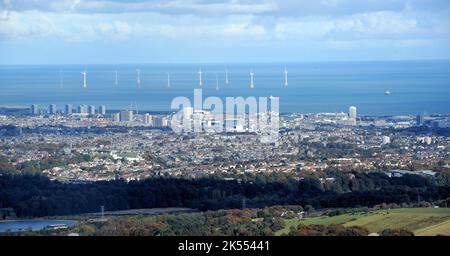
left=81, top=69, right=87, bottom=88
left=198, top=68, right=203, bottom=87
left=167, top=72, right=171, bottom=88
left=225, top=69, right=229, bottom=84
left=250, top=70, right=254, bottom=89
left=134, top=101, right=139, bottom=115
left=115, top=70, right=118, bottom=86
left=216, top=73, right=219, bottom=91
left=284, top=66, right=288, bottom=87
left=136, top=69, right=141, bottom=88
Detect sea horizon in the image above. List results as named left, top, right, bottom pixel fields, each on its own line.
left=2, top=59, right=450, bottom=66
left=1, top=60, right=449, bottom=116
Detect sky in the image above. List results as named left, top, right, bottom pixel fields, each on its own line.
left=0, top=0, right=449, bottom=64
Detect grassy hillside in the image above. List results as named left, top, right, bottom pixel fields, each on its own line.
left=414, top=219, right=450, bottom=236
left=276, top=208, right=450, bottom=236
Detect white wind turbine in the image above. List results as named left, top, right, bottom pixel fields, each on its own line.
left=115, top=70, right=118, bottom=86
left=167, top=72, right=171, bottom=88
left=136, top=68, right=141, bottom=88
left=250, top=69, right=254, bottom=89
left=81, top=69, right=87, bottom=88
left=225, top=68, right=229, bottom=85
left=198, top=68, right=203, bottom=87
left=215, top=73, right=219, bottom=91
left=284, top=66, right=288, bottom=87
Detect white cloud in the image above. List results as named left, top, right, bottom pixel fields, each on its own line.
left=0, top=1, right=448, bottom=47
left=1, top=1, right=450, bottom=63
left=95, top=21, right=134, bottom=41
left=0, top=10, right=56, bottom=40
left=0, top=0, right=279, bottom=15
left=0, top=10, right=269, bottom=42
left=273, top=11, right=421, bottom=41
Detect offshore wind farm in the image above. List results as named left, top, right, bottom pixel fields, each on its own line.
left=1, top=61, right=450, bottom=115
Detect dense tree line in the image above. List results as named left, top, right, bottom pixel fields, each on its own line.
left=287, top=224, right=416, bottom=236
left=0, top=172, right=449, bottom=218
left=380, top=229, right=414, bottom=236
left=78, top=209, right=283, bottom=236
left=2, top=206, right=302, bottom=236
left=288, top=224, right=370, bottom=236
left=3, top=206, right=419, bottom=236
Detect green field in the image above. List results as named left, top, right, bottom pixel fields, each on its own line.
left=414, top=219, right=450, bottom=236
left=276, top=208, right=450, bottom=236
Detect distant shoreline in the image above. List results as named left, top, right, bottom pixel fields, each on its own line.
left=1, top=106, right=450, bottom=117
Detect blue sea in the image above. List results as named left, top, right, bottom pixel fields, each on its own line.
left=0, top=60, right=449, bottom=115
left=0, top=219, right=76, bottom=233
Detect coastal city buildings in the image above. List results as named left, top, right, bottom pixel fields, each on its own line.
left=120, top=110, right=133, bottom=122
left=65, top=104, right=72, bottom=115
left=417, top=114, right=425, bottom=126
left=88, top=105, right=96, bottom=115
left=144, top=114, right=153, bottom=125
left=1, top=106, right=448, bottom=182
left=349, top=106, right=357, bottom=126
left=30, top=104, right=38, bottom=115
left=112, top=113, right=120, bottom=122
left=78, top=105, right=87, bottom=115
left=99, top=105, right=106, bottom=115
left=49, top=104, right=57, bottom=115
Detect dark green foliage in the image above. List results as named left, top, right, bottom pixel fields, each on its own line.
left=288, top=224, right=369, bottom=236
left=68, top=209, right=281, bottom=236
left=380, top=228, right=415, bottom=236
left=0, top=173, right=449, bottom=217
